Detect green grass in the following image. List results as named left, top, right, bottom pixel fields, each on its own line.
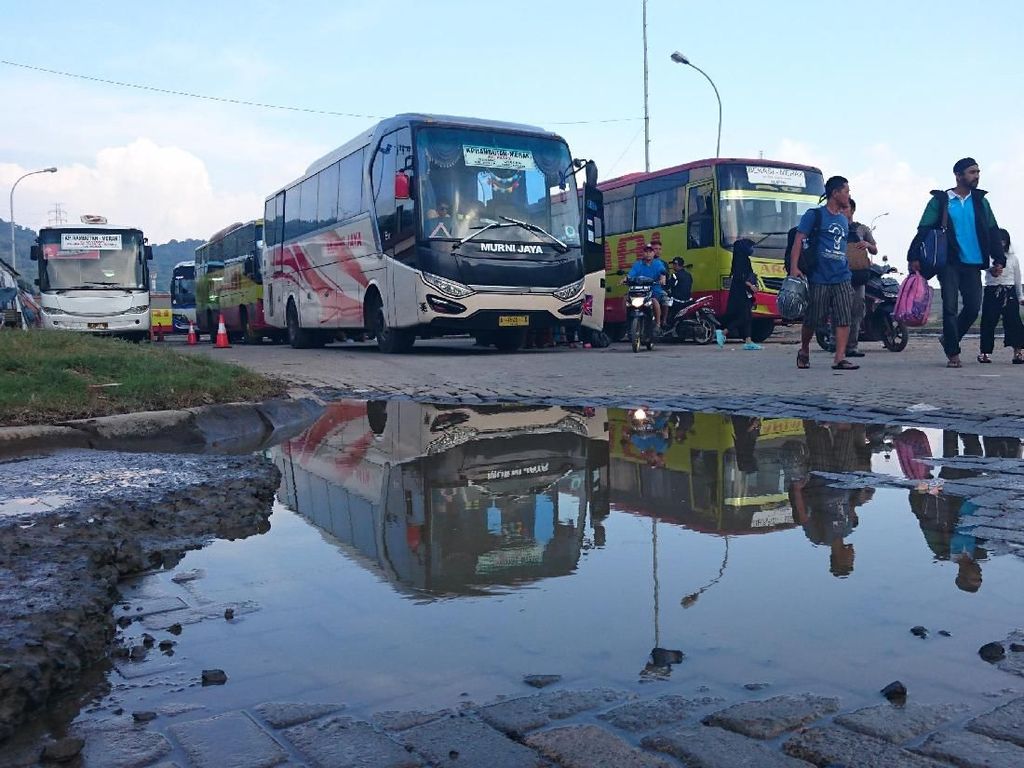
left=0, top=330, right=287, bottom=426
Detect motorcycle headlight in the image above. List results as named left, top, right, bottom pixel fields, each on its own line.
left=630, top=296, right=646, bottom=308
left=421, top=271, right=474, bottom=299
left=553, top=278, right=584, bottom=301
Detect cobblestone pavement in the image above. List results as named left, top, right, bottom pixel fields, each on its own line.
left=182, top=332, right=1024, bottom=438
left=16, top=686, right=1024, bottom=767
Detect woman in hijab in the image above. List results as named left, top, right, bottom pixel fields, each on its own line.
left=719, top=238, right=761, bottom=349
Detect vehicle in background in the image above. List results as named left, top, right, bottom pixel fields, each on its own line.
left=30, top=216, right=153, bottom=341
left=262, top=113, right=604, bottom=352
left=169, top=260, right=196, bottom=334
left=599, top=159, right=824, bottom=344
left=195, top=219, right=274, bottom=343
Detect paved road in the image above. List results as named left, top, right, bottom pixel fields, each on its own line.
left=182, top=331, right=1024, bottom=436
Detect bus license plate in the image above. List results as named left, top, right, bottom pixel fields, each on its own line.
left=498, top=315, right=529, bottom=327
left=87, top=322, right=108, bottom=329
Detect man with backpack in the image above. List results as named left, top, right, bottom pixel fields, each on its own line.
left=845, top=199, right=877, bottom=358
left=789, top=176, right=859, bottom=370
left=909, top=158, right=1006, bottom=368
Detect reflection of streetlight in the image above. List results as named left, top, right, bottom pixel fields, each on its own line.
left=641, top=515, right=684, bottom=680
left=670, top=52, right=722, bottom=158
left=869, top=212, right=890, bottom=231
left=9, top=167, right=57, bottom=273
left=681, top=535, right=730, bottom=608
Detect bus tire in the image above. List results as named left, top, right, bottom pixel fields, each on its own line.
left=240, top=307, right=262, bottom=345
left=286, top=300, right=316, bottom=349
left=750, top=318, right=775, bottom=343
left=605, top=323, right=627, bottom=343
left=370, top=295, right=414, bottom=354
left=494, top=328, right=527, bottom=352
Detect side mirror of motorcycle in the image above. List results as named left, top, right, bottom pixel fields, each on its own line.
left=882, top=255, right=889, bottom=263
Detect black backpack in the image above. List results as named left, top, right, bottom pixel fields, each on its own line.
left=788, top=207, right=823, bottom=276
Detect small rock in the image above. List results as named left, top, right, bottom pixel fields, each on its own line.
left=133, top=710, right=157, bottom=722
left=448, top=750, right=459, bottom=760
left=201, top=669, right=227, bottom=685
left=158, top=639, right=176, bottom=651
left=744, top=682, right=771, bottom=691
left=40, top=737, right=84, bottom=762
left=111, top=645, right=129, bottom=659
left=141, top=633, right=155, bottom=647
left=523, top=674, right=561, bottom=689
left=167, top=623, right=183, bottom=635
left=979, top=642, right=1006, bottom=663
left=116, top=615, right=133, bottom=628
left=938, top=630, right=952, bottom=638
left=224, top=608, right=234, bottom=620
left=910, top=626, right=928, bottom=638
left=129, top=645, right=147, bottom=661
left=112, top=707, right=124, bottom=716
left=1010, top=643, right=1024, bottom=653
left=881, top=681, right=907, bottom=703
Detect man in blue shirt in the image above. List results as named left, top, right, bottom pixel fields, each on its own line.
left=909, top=158, right=1006, bottom=368
left=789, top=176, right=858, bottom=371
left=628, top=243, right=668, bottom=328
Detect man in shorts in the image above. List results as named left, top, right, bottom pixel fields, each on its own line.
left=790, top=176, right=858, bottom=370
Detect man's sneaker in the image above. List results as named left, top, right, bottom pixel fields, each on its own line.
left=743, top=342, right=762, bottom=350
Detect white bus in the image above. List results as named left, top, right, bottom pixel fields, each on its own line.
left=31, top=218, right=153, bottom=340
left=262, top=113, right=606, bottom=352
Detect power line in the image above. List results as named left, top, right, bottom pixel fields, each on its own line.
left=1, top=58, right=643, bottom=126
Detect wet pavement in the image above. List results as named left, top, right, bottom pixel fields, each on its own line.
left=3, top=400, right=1024, bottom=766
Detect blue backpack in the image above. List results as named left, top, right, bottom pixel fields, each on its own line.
left=915, top=199, right=949, bottom=278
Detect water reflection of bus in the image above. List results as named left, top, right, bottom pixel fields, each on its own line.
left=598, top=159, right=825, bottom=343
left=609, top=410, right=806, bottom=534
left=273, top=401, right=608, bottom=597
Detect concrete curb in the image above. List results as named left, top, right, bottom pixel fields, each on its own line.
left=0, top=397, right=324, bottom=456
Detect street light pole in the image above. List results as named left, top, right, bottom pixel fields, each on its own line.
left=9, top=167, right=57, bottom=273
left=642, top=0, right=650, bottom=172
left=869, top=212, right=890, bottom=231
left=669, top=52, right=722, bottom=158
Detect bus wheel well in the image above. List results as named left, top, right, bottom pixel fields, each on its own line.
left=363, top=287, right=383, bottom=331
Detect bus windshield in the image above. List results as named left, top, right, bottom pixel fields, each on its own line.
left=171, top=265, right=196, bottom=305
left=717, top=164, right=825, bottom=252
left=417, top=127, right=580, bottom=247
left=39, top=230, right=146, bottom=290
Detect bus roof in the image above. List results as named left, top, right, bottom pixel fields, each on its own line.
left=172, top=260, right=195, bottom=271
left=39, top=223, right=143, bottom=233
left=598, top=157, right=823, bottom=193
left=274, top=113, right=565, bottom=199
left=201, top=218, right=263, bottom=246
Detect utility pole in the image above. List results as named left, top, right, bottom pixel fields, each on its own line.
left=48, top=202, right=67, bottom=226
left=642, top=0, right=650, bottom=172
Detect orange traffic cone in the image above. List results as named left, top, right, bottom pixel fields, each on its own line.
left=214, top=313, right=231, bottom=348
left=187, top=320, right=197, bottom=346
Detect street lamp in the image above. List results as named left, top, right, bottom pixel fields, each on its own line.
left=9, top=167, right=57, bottom=273
left=869, top=212, right=890, bottom=231
left=670, top=52, right=722, bottom=158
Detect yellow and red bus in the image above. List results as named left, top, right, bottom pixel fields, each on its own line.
left=195, top=219, right=275, bottom=343
left=599, top=159, right=824, bottom=342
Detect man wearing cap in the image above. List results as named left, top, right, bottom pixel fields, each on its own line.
left=910, top=158, right=1005, bottom=368
left=628, top=243, right=667, bottom=329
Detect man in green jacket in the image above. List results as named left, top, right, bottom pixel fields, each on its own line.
left=909, top=158, right=1006, bottom=368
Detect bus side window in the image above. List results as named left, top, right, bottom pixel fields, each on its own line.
left=686, top=184, right=714, bottom=249
left=372, top=131, right=399, bottom=250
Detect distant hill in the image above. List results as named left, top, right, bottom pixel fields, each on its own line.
left=0, top=218, right=202, bottom=292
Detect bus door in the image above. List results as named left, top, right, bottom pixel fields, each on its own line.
left=581, top=162, right=606, bottom=341
left=683, top=179, right=723, bottom=314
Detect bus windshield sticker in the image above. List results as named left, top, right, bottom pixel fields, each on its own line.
left=745, top=166, right=806, bottom=188
left=430, top=222, right=451, bottom=238
left=44, top=243, right=100, bottom=260
left=60, top=233, right=123, bottom=251
left=463, top=145, right=537, bottom=171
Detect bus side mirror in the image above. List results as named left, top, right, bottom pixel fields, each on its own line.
left=585, top=160, right=598, bottom=187
left=30, top=245, right=40, bottom=261
left=144, top=245, right=154, bottom=261
left=395, top=172, right=410, bottom=200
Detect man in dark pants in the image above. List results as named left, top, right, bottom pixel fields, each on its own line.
left=910, top=158, right=1006, bottom=368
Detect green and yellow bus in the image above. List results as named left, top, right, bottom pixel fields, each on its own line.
left=195, top=219, right=275, bottom=343
left=598, top=159, right=825, bottom=342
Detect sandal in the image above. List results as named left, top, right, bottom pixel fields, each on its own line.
left=831, top=359, right=860, bottom=370
left=797, top=350, right=810, bottom=369
left=1014, top=352, right=1024, bottom=365
left=978, top=354, right=992, bottom=364
left=947, top=357, right=962, bottom=368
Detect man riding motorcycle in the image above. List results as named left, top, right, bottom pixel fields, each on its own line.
left=628, top=243, right=667, bottom=330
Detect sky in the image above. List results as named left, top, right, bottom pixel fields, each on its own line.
left=2, top=0, right=1023, bottom=272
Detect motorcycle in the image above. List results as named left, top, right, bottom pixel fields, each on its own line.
left=662, top=294, right=719, bottom=344
left=817, top=260, right=908, bottom=353
left=625, top=276, right=657, bottom=352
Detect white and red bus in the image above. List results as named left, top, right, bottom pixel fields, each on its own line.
left=262, top=114, right=605, bottom=352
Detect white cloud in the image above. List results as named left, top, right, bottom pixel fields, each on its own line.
left=1, top=139, right=263, bottom=242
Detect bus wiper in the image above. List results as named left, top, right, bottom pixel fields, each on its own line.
left=451, top=221, right=515, bottom=252
left=83, top=281, right=126, bottom=286
left=499, top=216, right=569, bottom=253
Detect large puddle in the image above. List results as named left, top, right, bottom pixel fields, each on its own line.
left=15, top=401, right=1024, bottom=742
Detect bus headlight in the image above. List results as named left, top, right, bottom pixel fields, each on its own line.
left=421, top=271, right=474, bottom=299
left=553, top=278, right=584, bottom=301
left=128, top=305, right=150, bottom=314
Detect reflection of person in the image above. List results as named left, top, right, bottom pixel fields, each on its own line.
left=731, top=415, right=762, bottom=474
left=426, top=202, right=454, bottom=237
left=722, top=238, right=760, bottom=349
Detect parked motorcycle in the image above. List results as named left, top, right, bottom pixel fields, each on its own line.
left=817, top=260, right=908, bottom=353
left=625, top=276, right=656, bottom=353
left=662, top=294, right=719, bottom=344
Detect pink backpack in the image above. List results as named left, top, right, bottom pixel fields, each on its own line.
left=894, top=273, right=932, bottom=327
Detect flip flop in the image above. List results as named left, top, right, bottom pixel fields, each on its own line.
left=797, top=350, right=810, bottom=369
left=831, top=360, right=860, bottom=370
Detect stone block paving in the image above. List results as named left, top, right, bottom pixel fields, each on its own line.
left=47, top=690, right=1024, bottom=768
